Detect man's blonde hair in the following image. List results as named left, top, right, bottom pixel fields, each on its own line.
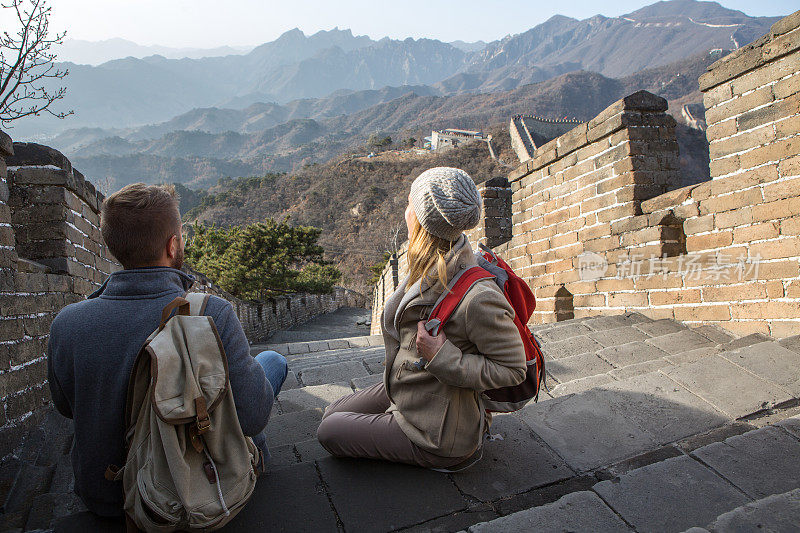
left=101, top=183, right=181, bottom=269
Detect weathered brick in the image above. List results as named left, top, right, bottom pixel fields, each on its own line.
left=686, top=231, right=733, bottom=251
left=704, top=82, right=734, bottom=108
left=650, top=289, right=702, bottom=306
left=673, top=305, right=732, bottom=322
left=752, top=196, right=800, bottom=222
left=705, top=86, right=774, bottom=125
left=703, top=283, right=767, bottom=303
left=749, top=237, right=800, bottom=260
left=762, top=22, right=800, bottom=62
left=740, top=137, right=800, bottom=170
left=4, top=383, right=50, bottom=420
left=699, top=188, right=763, bottom=215
left=734, top=221, right=780, bottom=243
left=684, top=214, right=715, bottom=235
left=710, top=124, right=775, bottom=158
left=731, top=300, right=800, bottom=320
left=715, top=207, right=754, bottom=229
left=762, top=175, right=800, bottom=202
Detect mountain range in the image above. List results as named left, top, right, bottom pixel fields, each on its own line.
left=13, top=0, right=780, bottom=141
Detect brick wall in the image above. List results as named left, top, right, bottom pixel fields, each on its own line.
left=369, top=9, right=800, bottom=340
left=189, top=266, right=368, bottom=342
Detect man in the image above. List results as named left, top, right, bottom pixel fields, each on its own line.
left=47, top=183, right=287, bottom=517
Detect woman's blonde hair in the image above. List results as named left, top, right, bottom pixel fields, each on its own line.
left=406, top=217, right=453, bottom=290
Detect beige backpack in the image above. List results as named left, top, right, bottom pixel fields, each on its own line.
left=106, top=293, right=260, bottom=531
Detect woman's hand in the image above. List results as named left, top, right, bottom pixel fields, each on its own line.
left=416, top=321, right=446, bottom=362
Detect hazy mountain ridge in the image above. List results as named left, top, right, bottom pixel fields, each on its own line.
left=68, top=49, right=719, bottom=189
left=12, top=0, right=781, bottom=140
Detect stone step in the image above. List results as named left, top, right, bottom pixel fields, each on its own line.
left=251, top=334, right=384, bottom=357
left=467, top=418, right=800, bottom=533
left=692, top=488, right=800, bottom=533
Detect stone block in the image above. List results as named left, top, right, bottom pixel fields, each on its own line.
left=598, top=341, right=668, bottom=367
left=724, top=332, right=772, bottom=350
left=600, top=372, right=728, bottom=444
left=224, top=462, right=339, bottom=533
left=697, top=426, right=800, bottom=500
left=300, top=361, right=368, bottom=386
left=3, top=461, right=53, bottom=514
left=265, top=408, right=323, bottom=448
left=779, top=334, right=800, bottom=354
left=0, top=130, right=13, bottom=157
left=662, top=355, right=792, bottom=418
left=719, top=341, right=800, bottom=396
left=634, top=318, right=687, bottom=337
left=351, top=373, right=382, bottom=390
left=537, top=323, right=592, bottom=343
left=546, top=352, right=614, bottom=384
left=317, top=456, right=467, bottom=533
left=450, top=415, right=572, bottom=501
left=518, top=389, right=656, bottom=471
left=664, top=346, right=721, bottom=366
left=645, top=330, right=716, bottom=355
left=539, top=335, right=603, bottom=360
left=280, top=371, right=300, bottom=391
left=550, top=373, right=616, bottom=397
left=608, top=359, right=672, bottom=380
left=775, top=414, right=800, bottom=439
left=277, top=382, right=352, bottom=414
left=468, top=491, right=631, bottom=533
left=294, top=438, right=330, bottom=463
left=707, top=488, right=800, bottom=533
left=593, top=455, right=749, bottom=533
left=286, top=342, right=310, bottom=355
left=588, top=326, right=651, bottom=348
left=693, top=324, right=736, bottom=344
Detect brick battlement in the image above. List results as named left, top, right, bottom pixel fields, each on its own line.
left=373, top=10, right=800, bottom=338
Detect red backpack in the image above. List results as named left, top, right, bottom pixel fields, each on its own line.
left=424, top=243, right=546, bottom=412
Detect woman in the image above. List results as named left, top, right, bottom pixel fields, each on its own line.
left=317, top=167, right=526, bottom=471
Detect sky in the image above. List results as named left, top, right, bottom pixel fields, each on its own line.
left=27, top=0, right=800, bottom=48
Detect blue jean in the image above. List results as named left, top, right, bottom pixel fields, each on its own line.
left=251, top=350, right=288, bottom=462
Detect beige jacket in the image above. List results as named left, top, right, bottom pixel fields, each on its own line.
left=381, top=236, right=527, bottom=458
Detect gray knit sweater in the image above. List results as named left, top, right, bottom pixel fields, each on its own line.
left=47, top=267, right=273, bottom=517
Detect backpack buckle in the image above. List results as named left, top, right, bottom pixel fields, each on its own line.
left=195, top=396, right=211, bottom=434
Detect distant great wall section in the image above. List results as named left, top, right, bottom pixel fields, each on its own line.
left=0, top=140, right=366, bottom=457
left=373, top=10, right=800, bottom=339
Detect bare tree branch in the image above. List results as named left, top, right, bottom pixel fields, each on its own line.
left=0, top=0, right=72, bottom=126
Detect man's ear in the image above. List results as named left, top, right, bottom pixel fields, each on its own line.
left=166, top=234, right=179, bottom=259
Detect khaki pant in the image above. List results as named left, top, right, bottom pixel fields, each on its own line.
left=317, top=382, right=471, bottom=469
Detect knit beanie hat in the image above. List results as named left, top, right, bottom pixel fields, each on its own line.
left=409, top=167, right=482, bottom=242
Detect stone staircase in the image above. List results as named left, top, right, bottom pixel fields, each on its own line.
left=7, top=314, right=800, bottom=532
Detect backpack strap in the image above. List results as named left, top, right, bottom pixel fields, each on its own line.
left=425, top=266, right=494, bottom=336
left=185, top=292, right=211, bottom=316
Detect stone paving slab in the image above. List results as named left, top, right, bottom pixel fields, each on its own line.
left=317, top=457, right=467, bottom=533
left=546, top=352, right=614, bottom=384
left=775, top=414, right=800, bottom=438
left=646, top=330, right=717, bottom=354
left=223, top=462, right=339, bottom=533
left=723, top=332, right=772, bottom=350
left=294, top=438, right=330, bottom=463
left=588, top=326, right=651, bottom=347
left=691, top=426, right=800, bottom=500
left=518, top=389, right=657, bottom=471
left=607, top=359, right=672, bottom=380
left=601, top=372, right=728, bottom=445
left=691, top=324, right=735, bottom=345
left=719, top=341, right=800, bottom=397
left=538, top=335, right=604, bottom=359
left=598, top=341, right=669, bottom=367
left=404, top=505, right=497, bottom=533
left=550, top=373, right=616, bottom=397
left=664, top=346, right=721, bottom=366
left=265, top=409, right=324, bottom=448
left=705, top=488, right=800, bottom=533
left=583, top=313, right=649, bottom=331
left=467, top=491, right=631, bottom=533
left=299, top=360, right=369, bottom=385
left=450, top=415, right=572, bottom=502
left=281, top=371, right=300, bottom=391
left=593, top=455, right=750, bottom=533
left=779, top=334, right=800, bottom=354
left=635, top=318, right=688, bottom=337
left=536, top=323, right=593, bottom=343
left=661, top=355, right=793, bottom=418
left=277, top=382, right=353, bottom=413
left=351, top=374, right=382, bottom=390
